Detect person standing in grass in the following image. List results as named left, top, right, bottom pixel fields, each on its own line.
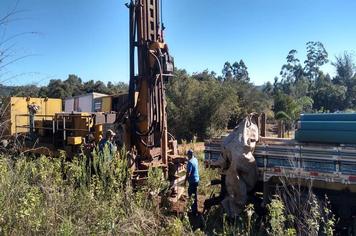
left=184, top=149, right=200, bottom=215
left=98, top=129, right=117, bottom=160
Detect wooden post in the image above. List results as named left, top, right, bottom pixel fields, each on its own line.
left=260, top=113, right=266, bottom=137
left=281, top=121, right=285, bottom=138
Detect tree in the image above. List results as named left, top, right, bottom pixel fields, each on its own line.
left=313, top=83, right=347, bottom=112
left=222, top=60, right=250, bottom=81
left=93, top=81, right=109, bottom=94
left=222, top=62, right=233, bottom=81
left=107, top=82, right=128, bottom=95
left=332, top=52, right=356, bottom=108
left=83, top=80, right=95, bottom=93
left=290, top=76, right=310, bottom=98
left=333, top=52, right=355, bottom=85
left=278, top=49, right=306, bottom=96
left=46, top=79, right=69, bottom=99
left=192, top=70, right=216, bottom=81
left=293, top=96, right=314, bottom=115
left=273, top=92, right=295, bottom=117
left=304, top=41, right=328, bottom=81
left=10, top=85, right=40, bottom=97
left=166, top=68, right=245, bottom=140
left=273, top=92, right=313, bottom=121
left=232, top=60, right=250, bottom=81
left=38, top=86, right=49, bottom=97
left=313, top=73, right=347, bottom=112
left=262, top=81, right=274, bottom=96
left=275, top=43, right=328, bottom=101
left=280, top=49, right=304, bottom=83
left=225, top=78, right=270, bottom=126
left=64, top=74, right=83, bottom=96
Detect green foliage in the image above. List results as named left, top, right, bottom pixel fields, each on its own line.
left=3, top=74, right=129, bottom=99
left=312, top=73, right=347, bottom=112
left=272, top=42, right=356, bottom=119
left=167, top=69, right=239, bottom=140
left=273, top=92, right=295, bottom=118
left=146, top=167, right=168, bottom=195
left=9, top=85, right=40, bottom=97
left=275, top=111, right=291, bottom=121
left=167, top=67, right=271, bottom=140
left=273, top=178, right=337, bottom=236
left=267, top=197, right=287, bottom=236
left=195, top=152, right=220, bottom=196
left=0, top=150, right=338, bottom=235
left=159, top=217, right=186, bottom=235
left=332, top=52, right=356, bottom=109
left=304, top=41, right=329, bottom=81
left=2, top=41, right=356, bottom=140
left=222, top=60, right=250, bottom=81
left=0, top=152, right=186, bottom=235
left=204, top=204, right=264, bottom=236
left=274, top=92, right=313, bottom=122
left=321, top=196, right=336, bottom=236
left=265, top=192, right=336, bottom=236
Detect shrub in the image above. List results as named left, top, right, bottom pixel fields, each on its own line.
left=0, top=151, right=191, bottom=235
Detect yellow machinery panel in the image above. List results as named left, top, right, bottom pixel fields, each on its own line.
left=72, top=112, right=93, bottom=137
left=101, top=96, right=112, bottom=112
left=6, top=97, right=62, bottom=135
left=95, top=124, right=103, bottom=142
left=67, top=136, right=83, bottom=145
left=54, top=112, right=94, bottom=137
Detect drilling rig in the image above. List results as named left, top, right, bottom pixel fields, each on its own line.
left=123, top=0, right=185, bottom=186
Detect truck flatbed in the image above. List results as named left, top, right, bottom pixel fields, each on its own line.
left=205, top=137, right=356, bottom=193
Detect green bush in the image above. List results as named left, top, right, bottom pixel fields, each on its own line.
left=0, top=151, right=191, bottom=235
left=0, top=150, right=336, bottom=235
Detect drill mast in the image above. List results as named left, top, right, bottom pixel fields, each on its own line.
left=126, top=0, right=175, bottom=180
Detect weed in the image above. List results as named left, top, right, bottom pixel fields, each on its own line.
left=0, top=149, right=336, bottom=235
left=267, top=197, right=287, bottom=236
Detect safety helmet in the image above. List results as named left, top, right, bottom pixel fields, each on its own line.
left=106, top=129, right=116, bottom=137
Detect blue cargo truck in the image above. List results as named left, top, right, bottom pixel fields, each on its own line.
left=204, top=113, right=356, bottom=223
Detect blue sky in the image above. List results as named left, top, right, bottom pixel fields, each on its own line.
left=1, top=0, right=355, bottom=86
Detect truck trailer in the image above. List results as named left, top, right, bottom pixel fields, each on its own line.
left=204, top=113, right=356, bottom=222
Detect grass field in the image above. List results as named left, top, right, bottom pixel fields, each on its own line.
left=0, top=148, right=336, bottom=235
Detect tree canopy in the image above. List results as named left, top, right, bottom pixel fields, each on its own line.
left=2, top=74, right=129, bottom=99
left=269, top=41, right=356, bottom=117
left=167, top=63, right=270, bottom=140
left=1, top=41, right=355, bottom=141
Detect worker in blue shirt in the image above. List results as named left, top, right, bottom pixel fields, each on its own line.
left=185, top=149, right=200, bottom=215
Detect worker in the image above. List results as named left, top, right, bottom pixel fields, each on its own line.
left=184, top=149, right=200, bottom=215
left=84, top=134, right=96, bottom=150
left=98, top=129, right=117, bottom=159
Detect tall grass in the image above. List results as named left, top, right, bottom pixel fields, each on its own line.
left=0, top=148, right=336, bottom=235
left=0, top=150, right=194, bottom=235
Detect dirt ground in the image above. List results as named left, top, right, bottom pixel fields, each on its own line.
left=169, top=193, right=206, bottom=215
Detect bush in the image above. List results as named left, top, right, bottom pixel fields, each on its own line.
left=0, top=150, right=336, bottom=235
left=0, top=151, right=191, bottom=235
